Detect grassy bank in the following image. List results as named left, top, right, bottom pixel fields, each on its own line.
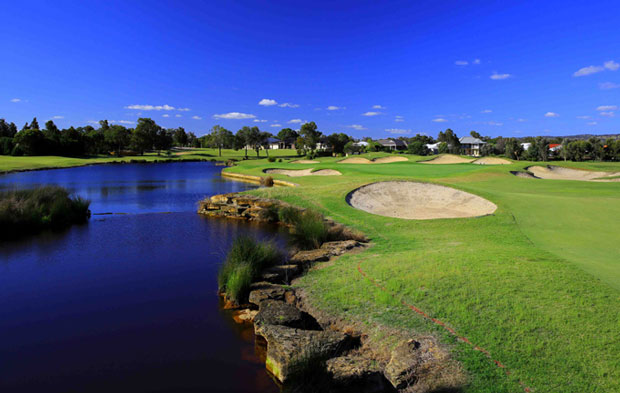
left=222, top=153, right=620, bottom=392
left=0, top=186, right=91, bottom=239
left=0, top=148, right=300, bottom=173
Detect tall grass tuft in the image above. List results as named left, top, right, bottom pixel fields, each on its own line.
left=0, top=186, right=91, bottom=240
left=287, top=209, right=329, bottom=250
left=218, top=236, right=282, bottom=303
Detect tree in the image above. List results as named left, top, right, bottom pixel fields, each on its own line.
left=438, top=142, right=449, bottom=154
left=299, top=122, right=321, bottom=152
left=246, top=126, right=266, bottom=157
left=132, top=118, right=160, bottom=154
left=187, top=132, right=199, bottom=147
left=105, top=125, right=131, bottom=155
left=173, top=127, right=188, bottom=146
left=14, top=129, right=45, bottom=155
left=344, top=141, right=363, bottom=155
left=437, top=129, right=460, bottom=154
left=326, top=133, right=351, bottom=154
left=407, top=140, right=430, bottom=155
left=155, top=128, right=174, bottom=152
left=0, top=119, right=12, bottom=137
left=504, top=138, right=523, bottom=160
left=235, top=126, right=252, bottom=158
left=30, top=117, right=40, bottom=130
left=470, top=130, right=483, bottom=139
left=277, top=128, right=299, bottom=141
left=208, top=125, right=233, bottom=156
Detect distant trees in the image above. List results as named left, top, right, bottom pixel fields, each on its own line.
left=437, top=129, right=460, bottom=154
left=326, top=133, right=351, bottom=154
left=173, top=127, right=188, bottom=146
left=208, top=125, right=234, bottom=156
left=276, top=128, right=299, bottom=141
left=299, top=122, right=321, bottom=152
left=504, top=138, right=524, bottom=160
left=407, top=141, right=430, bottom=155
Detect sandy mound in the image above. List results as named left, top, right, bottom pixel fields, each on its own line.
left=473, top=157, right=511, bottom=165
left=338, top=156, right=409, bottom=164
left=510, top=171, right=539, bottom=179
left=264, top=168, right=341, bottom=177
left=290, top=160, right=319, bottom=164
left=373, top=156, right=408, bottom=164
left=527, top=166, right=620, bottom=182
left=421, top=155, right=474, bottom=164
left=347, top=181, right=497, bottom=220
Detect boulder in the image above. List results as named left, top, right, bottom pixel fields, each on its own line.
left=320, top=240, right=361, bottom=256
left=264, top=264, right=301, bottom=283
left=256, top=324, right=349, bottom=383
left=210, top=194, right=232, bottom=204
left=326, top=355, right=392, bottom=393
left=233, top=196, right=256, bottom=206
left=290, top=248, right=332, bottom=265
left=385, top=339, right=421, bottom=390
left=248, top=282, right=286, bottom=306
left=254, top=300, right=305, bottom=329
left=231, top=308, right=258, bottom=324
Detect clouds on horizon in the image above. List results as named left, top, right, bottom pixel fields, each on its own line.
left=490, top=73, right=512, bottom=80
left=125, top=104, right=190, bottom=111
left=573, top=60, right=619, bottom=77
left=362, top=111, right=381, bottom=116
left=213, top=112, right=255, bottom=119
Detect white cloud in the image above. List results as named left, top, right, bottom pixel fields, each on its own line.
left=10, top=98, right=21, bottom=103
left=473, top=59, right=481, bottom=65
left=490, top=73, right=512, bottom=80
left=517, top=118, right=527, bottom=122
left=162, top=114, right=170, bottom=118
left=544, top=112, right=559, bottom=117
left=588, top=122, right=598, bottom=125
left=600, top=82, right=620, bottom=89
left=112, top=120, right=135, bottom=125
left=372, top=105, right=385, bottom=109
left=481, top=109, right=492, bottom=113
left=347, top=124, right=367, bottom=130
left=486, top=121, right=503, bottom=126
left=213, top=112, right=256, bottom=119
left=362, top=111, right=381, bottom=116
left=385, top=128, right=411, bottom=134
left=279, top=103, right=299, bottom=108
left=192, top=115, right=202, bottom=120
left=432, top=118, right=448, bottom=122
left=51, top=115, right=64, bottom=119
left=258, top=98, right=277, bottom=106
left=270, top=124, right=282, bottom=127
left=253, top=119, right=268, bottom=123
left=573, top=65, right=604, bottom=77
left=327, top=105, right=342, bottom=110
left=125, top=104, right=176, bottom=111
left=597, top=105, right=617, bottom=111
left=394, top=116, right=404, bottom=122
left=177, top=107, right=191, bottom=112
left=455, top=60, right=468, bottom=66
left=600, top=111, right=615, bottom=117
left=604, top=60, right=619, bottom=71
left=87, top=120, right=99, bottom=125
left=576, top=116, right=591, bottom=119
left=175, top=114, right=182, bottom=118
left=288, top=119, right=304, bottom=124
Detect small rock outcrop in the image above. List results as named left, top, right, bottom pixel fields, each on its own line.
left=327, top=355, right=394, bottom=393
left=254, top=300, right=307, bottom=329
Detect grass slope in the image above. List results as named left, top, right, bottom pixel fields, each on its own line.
left=225, top=153, right=620, bottom=393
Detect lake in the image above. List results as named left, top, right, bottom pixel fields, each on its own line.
left=0, top=162, right=283, bottom=393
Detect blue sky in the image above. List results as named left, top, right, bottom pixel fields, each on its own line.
left=1, top=0, right=619, bottom=138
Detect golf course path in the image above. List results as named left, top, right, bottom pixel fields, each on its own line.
left=356, top=258, right=532, bottom=393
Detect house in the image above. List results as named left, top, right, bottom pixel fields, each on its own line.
left=459, top=136, right=486, bottom=157
left=426, top=142, right=440, bottom=154
left=377, top=138, right=408, bottom=151
left=316, top=136, right=332, bottom=151
left=549, top=143, right=561, bottom=152
left=266, top=137, right=284, bottom=149
left=521, top=142, right=531, bottom=151
left=353, top=141, right=369, bottom=147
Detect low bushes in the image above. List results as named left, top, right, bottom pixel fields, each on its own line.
left=0, top=186, right=91, bottom=239
left=218, top=236, right=282, bottom=303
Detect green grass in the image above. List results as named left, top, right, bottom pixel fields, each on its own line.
left=223, top=153, right=620, bottom=393
left=0, top=148, right=300, bottom=173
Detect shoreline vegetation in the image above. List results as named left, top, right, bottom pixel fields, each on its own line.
left=0, top=186, right=91, bottom=240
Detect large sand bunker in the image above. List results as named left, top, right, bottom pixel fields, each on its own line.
left=264, top=168, right=341, bottom=177
left=290, top=159, right=319, bottom=164
left=338, top=156, right=408, bottom=164
left=472, top=157, right=511, bottom=165
left=347, top=181, right=497, bottom=220
left=421, top=154, right=474, bottom=164
left=527, top=165, right=620, bottom=182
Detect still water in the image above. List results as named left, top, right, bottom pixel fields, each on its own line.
left=0, top=162, right=282, bottom=393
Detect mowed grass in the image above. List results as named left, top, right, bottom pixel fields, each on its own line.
left=226, top=153, right=620, bottom=392
left=0, top=148, right=299, bottom=173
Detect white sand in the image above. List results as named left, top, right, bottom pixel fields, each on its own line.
left=472, top=157, right=511, bottom=165
left=264, top=168, right=341, bottom=177
left=511, top=171, right=539, bottom=179
left=421, top=155, right=474, bottom=164
left=338, top=156, right=408, bottom=164
left=290, top=160, right=319, bottom=164
left=348, top=181, right=497, bottom=220
left=527, top=166, right=620, bottom=182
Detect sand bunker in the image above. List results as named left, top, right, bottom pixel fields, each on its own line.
left=421, top=154, right=474, bottom=164
left=510, top=171, right=539, bottom=179
left=264, top=168, right=341, bottom=177
left=472, top=157, right=511, bottom=165
left=338, top=156, right=408, bottom=164
left=347, top=181, right=497, bottom=220
left=527, top=166, right=620, bottom=182
left=290, top=160, right=319, bottom=164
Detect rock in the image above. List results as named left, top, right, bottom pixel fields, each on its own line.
left=232, top=309, right=258, bottom=324
left=290, top=248, right=332, bottom=265
left=201, top=202, right=221, bottom=210
left=264, top=264, right=301, bottom=283
left=222, top=205, right=245, bottom=214
left=254, top=199, right=277, bottom=208
left=254, top=300, right=305, bottom=329
left=320, top=240, right=361, bottom=256
left=260, top=272, right=281, bottom=283
left=210, top=194, right=232, bottom=204
left=326, top=355, right=391, bottom=393
left=256, top=324, right=349, bottom=383
left=248, top=283, right=286, bottom=306
left=284, top=290, right=297, bottom=305
left=233, top=196, right=256, bottom=206
left=385, top=339, right=421, bottom=390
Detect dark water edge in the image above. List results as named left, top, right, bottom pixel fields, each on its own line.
left=0, top=162, right=282, bottom=393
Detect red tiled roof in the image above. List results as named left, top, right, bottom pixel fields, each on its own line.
left=549, top=143, right=561, bottom=148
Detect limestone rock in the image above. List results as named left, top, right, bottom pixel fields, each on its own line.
left=264, top=264, right=300, bottom=283
left=254, top=300, right=305, bottom=329
left=320, top=240, right=361, bottom=256
left=385, top=339, right=421, bottom=390
left=290, top=248, right=332, bottom=265
left=256, top=324, right=349, bottom=383
left=231, top=308, right=258, bottom=324
left=210, top=194, right=233, bottom=204
left=326, top=355, right=391, bottom=393
left=248, top=283, right=286, bottom=306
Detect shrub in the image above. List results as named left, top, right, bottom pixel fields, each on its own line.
left=218, top=236, right=282, bottom=303
left=289, top=210, right=329, bottom=250
left=258, top=204, right=279, bottom=221
left=267, top=156, right=276, bottom=162
left=261, top=176, right=274, bottom=187
left=278, top=158, right=283, bottom=162
left=278, top=205, right=302, bottom=225
left=0, top=186, right=91, bottom=240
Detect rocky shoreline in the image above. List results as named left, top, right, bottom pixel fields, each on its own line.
left=198, top=193, right=462, bottom=393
